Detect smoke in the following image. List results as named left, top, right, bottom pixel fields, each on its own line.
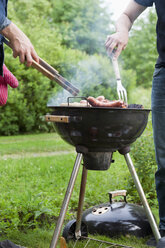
left=47, top=55, right=116, bottom=106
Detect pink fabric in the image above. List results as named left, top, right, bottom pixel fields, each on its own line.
left=0, top=64, right=19, bottom=106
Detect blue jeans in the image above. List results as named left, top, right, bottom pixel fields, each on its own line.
left=152, top=67, right=165, bottom=230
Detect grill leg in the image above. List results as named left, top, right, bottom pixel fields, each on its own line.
left=75, top=166, right=88, bottom=238
left=50, top=153, right=83, bottom=248
left=124, top=153, right=161, bottom=242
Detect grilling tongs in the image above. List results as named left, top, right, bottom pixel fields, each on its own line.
left=3, top=38, right=79, bottom=96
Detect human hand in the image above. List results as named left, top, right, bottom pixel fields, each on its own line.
left=105, top=31, right=129, bottom=59
left=10, top=34, right=39, bottom=67
left=1, top=23, right=39, bottom=67
left=0, top=64, right=19, bottom=106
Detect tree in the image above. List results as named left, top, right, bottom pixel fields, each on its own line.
left=121, top=9, right=157, bottom=88
left=50, top=0, right=112, bottom=54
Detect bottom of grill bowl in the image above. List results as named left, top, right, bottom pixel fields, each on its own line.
left=82, top=152, right=112, bottom=171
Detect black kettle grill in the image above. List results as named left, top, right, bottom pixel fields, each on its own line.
left=46, top=99, right=150, bottom=171
left=45, top=98, right=162, bottom=247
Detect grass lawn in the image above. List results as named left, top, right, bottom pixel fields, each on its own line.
left=0, top=133, right=73, bottom=156
left=0, top=133, right=158, bottom=248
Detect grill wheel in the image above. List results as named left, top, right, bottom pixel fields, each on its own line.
left=62, top=219, right=88, bottom=242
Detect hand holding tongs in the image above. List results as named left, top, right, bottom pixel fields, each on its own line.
left=108, top=51, right=127, bottom=104
left=3, top=38, right=79, bottom=96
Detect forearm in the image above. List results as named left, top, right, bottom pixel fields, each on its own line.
left=0, top=22, right=39, bottom=66
left=115, top=13, right=133, bottom=34
left=115, top=0, right=147, bottom=33
left=0, top=22, right=28, bottom=43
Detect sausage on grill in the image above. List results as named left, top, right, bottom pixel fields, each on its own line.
left=87, top=96, right=126, bottom=108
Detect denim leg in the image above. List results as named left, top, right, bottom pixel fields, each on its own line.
left=152, top=67, right=165, bottom=230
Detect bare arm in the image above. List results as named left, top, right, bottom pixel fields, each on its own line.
left=0, top=22, right=39, bottom=66
left=105, top=0, right=147, bottom=58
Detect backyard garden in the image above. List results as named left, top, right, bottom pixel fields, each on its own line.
left=0, top=0, right=159, bottom=247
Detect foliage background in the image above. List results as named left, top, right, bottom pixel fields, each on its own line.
left=0, top=0, right=159, bottom=204
left=0, top=0, right=158, bottom=204
left=0, top=0, right=155, bottom=135
left=0, top=1, right=160, bottom=244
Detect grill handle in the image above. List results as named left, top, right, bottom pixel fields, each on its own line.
left=45, top=115, right=70, bottom=123
left=108, top=190, right=127, bottom=204
left=45, top=115, right=82, bottom=123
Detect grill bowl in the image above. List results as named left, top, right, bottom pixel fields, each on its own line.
left=47, top=106, right=150, bottom=153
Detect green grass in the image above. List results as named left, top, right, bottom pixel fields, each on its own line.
left=0, top=230, right=151, bottom=248
left=0, top=150, right=130, bottom=226
left=0, top=133, right=73, bottom=155
left=67, top=235, right=150, bottom=248
left=0, top=229, right=53, bottom=248
left=0, top=132, right=158, bottom=248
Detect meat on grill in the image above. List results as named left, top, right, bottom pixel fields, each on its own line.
left=61, top=95, right=143, bottom=109
left=87, top=96, right=127, bottom=108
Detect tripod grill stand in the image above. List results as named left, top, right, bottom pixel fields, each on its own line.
left=49, top=147, right=161, bottom=248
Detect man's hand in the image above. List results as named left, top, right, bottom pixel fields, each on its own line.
left=10, top=33, right=39, bottom=67
left=105, top=0, right=146, bottom=58
left=1, top=23, right=39, bottom=67
left=105, top=31, right=129, bottom=59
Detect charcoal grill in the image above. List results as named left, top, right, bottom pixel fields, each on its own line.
left=45, top=97, right=161, bottom=248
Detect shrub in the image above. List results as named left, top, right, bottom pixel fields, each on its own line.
left=127, top=119, right=157, bottom=206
